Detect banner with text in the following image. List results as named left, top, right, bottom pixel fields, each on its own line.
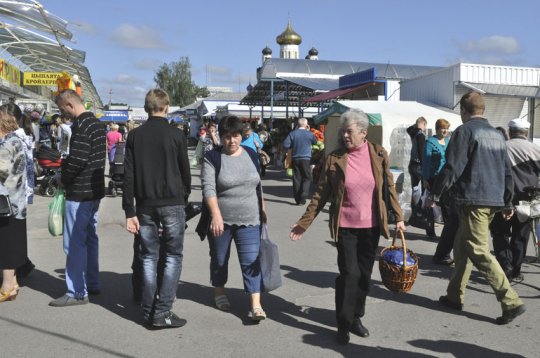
left=23, top=72, right=62, bottom=86
left=0, top=59, right=22, bottom=86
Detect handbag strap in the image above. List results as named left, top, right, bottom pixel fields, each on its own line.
left=261, top=223, right=269, bottom=241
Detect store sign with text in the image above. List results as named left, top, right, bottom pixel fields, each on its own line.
left=23, top=72, right=62, bottom=86
left=0, top=59, right=22, bottom=86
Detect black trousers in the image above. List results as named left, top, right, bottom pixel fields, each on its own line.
left=434, top=197, right=459, bottom=260
left=490, top=212, right=530, bottom=275
left=335, top=227, right=380, bottom=330
left=292, top=159, right=312, bottom=204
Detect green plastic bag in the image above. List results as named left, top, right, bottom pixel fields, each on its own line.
left=286, top=168, right=293, bottom=177
left=48, top=188, right=65, bottom=236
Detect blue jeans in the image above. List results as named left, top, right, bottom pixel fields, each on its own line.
left=63, top=199, right=101, bottom=299
left=138, top=205, right=185, bottom=320
left=209, top=224, right=261, bottom=293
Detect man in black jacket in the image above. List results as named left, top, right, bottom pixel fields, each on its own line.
left=49, top=89, right=106, bottom=307
left=407, top=116, right=427, bottom=188
left=429, top=91, right=525, bottom=325
left=122, top=89, right=191, bottom=328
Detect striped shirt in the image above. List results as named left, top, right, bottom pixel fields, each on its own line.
left=61, top=112, right=106, bottom=201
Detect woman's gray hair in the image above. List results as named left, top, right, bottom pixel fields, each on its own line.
left=340, top=109, right=369, bottom=131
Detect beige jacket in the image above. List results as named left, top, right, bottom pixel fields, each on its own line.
left=296, top=141, right=403, bottom=240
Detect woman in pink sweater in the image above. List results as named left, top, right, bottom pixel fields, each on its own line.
left=290, top=109, right=405, bottom=345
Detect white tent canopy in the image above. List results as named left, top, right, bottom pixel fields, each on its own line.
left=335, top=100, right=462, bottom=150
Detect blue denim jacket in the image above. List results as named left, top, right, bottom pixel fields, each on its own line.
left=431, top=117, right=513, bottom=207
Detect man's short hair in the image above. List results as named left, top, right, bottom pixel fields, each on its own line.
left=144, top=89, right=169, bottom=115
left=416, top=116, right=427, bottom=126
left=55, top=89, right=82, bottom=104
left=298, top=118, right=308, bottom=127
left=460, top=91, right=485, bottom=115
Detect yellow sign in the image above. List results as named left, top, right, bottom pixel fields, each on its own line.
left=0, top=59, right=21, bottom=86
left=23, top=72, right=62, bottom=86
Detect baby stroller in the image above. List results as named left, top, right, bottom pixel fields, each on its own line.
left=108, top=141, right=126, bottom=197
left=36, top=146, right=62, bottom=197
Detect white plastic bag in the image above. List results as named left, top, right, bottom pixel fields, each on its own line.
left=412, top=184, right=422, bottom=206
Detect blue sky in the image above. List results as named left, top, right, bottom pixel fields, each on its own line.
left=43, top=0, right=539, bottom=106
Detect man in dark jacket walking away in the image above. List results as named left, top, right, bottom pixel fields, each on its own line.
left=282, top=118, right=317, bottom=205
left=123, top=89, right=191, bottom=328
left=429, top=91, right=525, bottom=325
left=50, top=89, right=106, bottom=307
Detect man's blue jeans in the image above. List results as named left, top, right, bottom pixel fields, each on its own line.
left=63, top=199, right=101, bottom=299
left=138, top=205, right=185, bottom=320
left=209, top=224, right=261, bottom=293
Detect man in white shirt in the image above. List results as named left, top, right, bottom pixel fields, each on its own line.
left=57, top=116, right=72, bottom=158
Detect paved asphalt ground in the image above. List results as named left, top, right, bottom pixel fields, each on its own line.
left=1, top=150, right=539, bottom=357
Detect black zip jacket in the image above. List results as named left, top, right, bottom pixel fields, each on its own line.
left=122, top=116, right=191, bottom=218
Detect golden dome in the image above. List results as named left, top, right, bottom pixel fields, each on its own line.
left=276, top=20, right=302, bottom=45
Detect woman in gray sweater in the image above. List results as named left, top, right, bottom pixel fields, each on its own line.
left=201, top=115, right=267, bottom=321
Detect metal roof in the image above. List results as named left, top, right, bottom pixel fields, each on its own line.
left=242, top=58, right=442, bottom=108
left=460, top=82, right=540, bottom=98
left=0, top=0, right=102, bottom=107
left=285, top=77, right=338, bottom=91
left=304, top=82, right=379, bottom=103
left=259, top=58, right=442, bottom=81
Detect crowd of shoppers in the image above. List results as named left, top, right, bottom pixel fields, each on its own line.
left=1, top=89, right=535, bottom=347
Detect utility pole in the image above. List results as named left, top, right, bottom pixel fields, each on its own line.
left=108, top=89, right=112, bottom=108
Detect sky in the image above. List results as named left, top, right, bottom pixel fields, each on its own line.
left=38, top=0, right=540, bottom=107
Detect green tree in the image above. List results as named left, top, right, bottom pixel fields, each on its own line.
left=194, top=85, right=210, bottom=98
left=154, top=57, right=198, bottom=107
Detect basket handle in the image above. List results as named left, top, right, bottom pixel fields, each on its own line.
left=392, top=229, right=409, bottom=269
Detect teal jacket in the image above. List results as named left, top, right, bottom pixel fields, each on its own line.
left=422, top=135, right=449, bottom=180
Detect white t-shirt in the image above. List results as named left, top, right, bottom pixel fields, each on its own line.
left=31, top=122, right=40, bottom=149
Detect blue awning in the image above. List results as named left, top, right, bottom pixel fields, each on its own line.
left=99, top=110, right=129, bottom=122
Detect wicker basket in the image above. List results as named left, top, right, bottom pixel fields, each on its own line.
left=379, top=229, right=419, bottom=293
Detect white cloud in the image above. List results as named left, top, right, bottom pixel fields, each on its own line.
left=70, top=21, right=98, bottom=35
left=463, top=35, right=520, bottom=55
left=109, top=24, right=169, bottom=50
left=99, top=85, right=149, bottom=106
left=206, top=65, right=232, bottom=77
left=134, top=59, right=161, bottom=70
left=98, top=74, right=145, bottom=86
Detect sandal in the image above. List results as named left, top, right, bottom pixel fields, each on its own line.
left=249, top=307, right=266, bottom=321
left=214, top=294, right=230, bottom=311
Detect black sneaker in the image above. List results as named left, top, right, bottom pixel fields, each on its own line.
left=438, top=295, right=463, bottom=311
left=432, top=256, right=454, bottom=266
left=151, top=312, right=187, bottom=328
left=511, top=273, right=524, bottom=283
left=496, top=304, right=526, bottom=325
